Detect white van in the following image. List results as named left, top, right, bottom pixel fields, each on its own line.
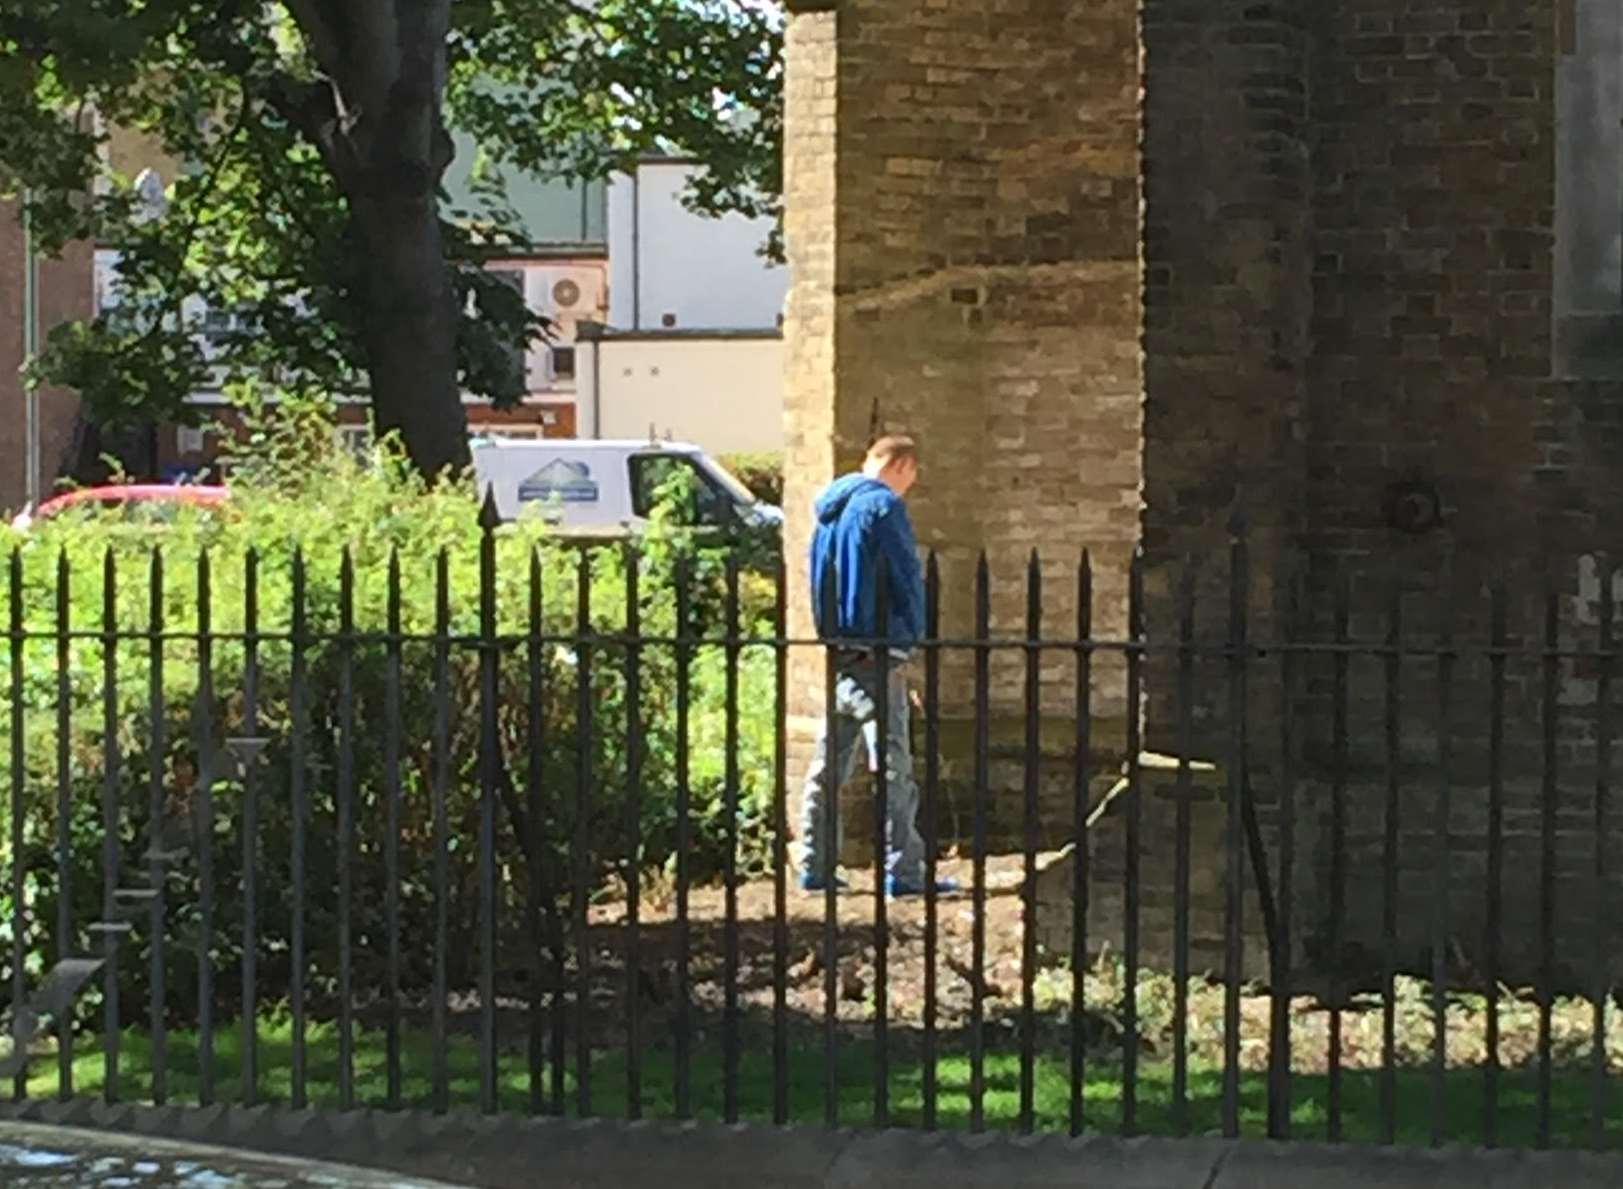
left=471, top=437, right=782, bottom=536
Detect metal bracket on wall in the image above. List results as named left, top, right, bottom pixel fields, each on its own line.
left=0, top=689, right=268, bottom=1083
left=1385, top=479, right=1443, bottom=535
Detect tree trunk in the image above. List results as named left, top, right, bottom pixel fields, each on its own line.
left=282, top=0, right=469, bottom=480
left=351, top=191, right=470, bottom=478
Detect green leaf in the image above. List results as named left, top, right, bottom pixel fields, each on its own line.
left=0, top=0, right=784, bottom=471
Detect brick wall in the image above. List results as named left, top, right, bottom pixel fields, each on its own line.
left=154, top=401, right=575, bottom=478
left=781, top=0, right=1144, bottom=855
left=1137, top=0, right=1623, bottom=982
left=783, top=0, right=1623, bottom=977
left=1139, top=0, right=1315, bottom=761
left=1287, top=0, right=1623, bottom=986
left=1305, top=1, right=1564, bottom=607
left=0, top=202, right=92, bottom=517
left=781, top=4, right=843, bottom=847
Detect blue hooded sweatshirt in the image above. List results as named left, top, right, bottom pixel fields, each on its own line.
left=808, top=474, right=925, bottom=649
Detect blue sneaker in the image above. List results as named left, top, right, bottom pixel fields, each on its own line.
left=799, top=871, right=848, bottom=893
left=885, top=874, right=961, bottom=899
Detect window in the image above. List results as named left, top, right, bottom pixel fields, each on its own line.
left=335, top=424, right=373, bottom=458
left=1554, top=0, right=1623, bottom=377
left=488, top=269, right=527, bottom=391
left=551, top=346, right=577, bottom=382
left=94, top=251, right=124, bottom=316
left=484, top=424, right=546, bottom=440
left=176, top=426, right=206, bottom=455
left=629, top=454, right=734, bottom=527
left=200, top=304, right=253, bottom=346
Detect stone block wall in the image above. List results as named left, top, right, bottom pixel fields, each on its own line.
left=780, top=0, right=1145, bottom=854
left=1289, top=0, right=1623, bottom=981
left=783, top=0, right=1623, bottom=978
left=1139, top=0, right=1316, bottom=758
left=1034, top=758, right=1278, bottom=984
left=1134, top=0, right=1623, bottom=986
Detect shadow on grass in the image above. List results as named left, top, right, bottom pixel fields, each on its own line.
left=21, top=1017, right=1623, bottom=1152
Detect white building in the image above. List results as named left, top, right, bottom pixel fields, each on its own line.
left=482, top=254, right=610, bottom=438
left=568, top=157, right=786, bottom=453
left=125, top=152, right=787, bottom=467
left=576, top=326, right=783, bottom=453
left=446, top=156, right=785, bottom=453
left=605, top=157, right=786, bottom=333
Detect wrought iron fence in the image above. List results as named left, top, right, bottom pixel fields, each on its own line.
left=2, top=515, right=1621, bottom=1150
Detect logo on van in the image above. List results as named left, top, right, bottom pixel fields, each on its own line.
left=518, top=459, right=599, bottom=504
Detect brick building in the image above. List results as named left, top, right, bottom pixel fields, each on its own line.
left=0, top=203, right=93, bottom=517
left=782, top=0, right=1621, bottom=983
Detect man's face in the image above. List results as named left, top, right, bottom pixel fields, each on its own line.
left=882, top=456, right=918, bottom=497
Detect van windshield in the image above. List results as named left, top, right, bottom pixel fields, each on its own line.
left=631, top=454, right=736, bottom=526
left=698, top=457, right=759, bottom=507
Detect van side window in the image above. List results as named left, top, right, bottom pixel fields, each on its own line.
left=629, top=455, right=732, bottom=526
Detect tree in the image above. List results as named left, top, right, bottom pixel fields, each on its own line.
left=0, top=1, right=782, bottom=478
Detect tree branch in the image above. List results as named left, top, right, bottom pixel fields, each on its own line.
left=558, top=0, right=627, bottom=58
left=383, top=0, right=454, bottom=188
left=261, top=72, right=363, bottom=190
left=280, top=0, right=345, bottom=79
left=0, top=14, right=52, bottom=55
left=131, top=87, right=255, bottom=349
left=262, top=73, right=331, bottom=139
left=241, top=124, right=331, bottom=249
left=341, top=0, right=404, bottom=93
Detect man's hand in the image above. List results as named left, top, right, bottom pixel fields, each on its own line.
left=909, top=687, right=923, bottom=712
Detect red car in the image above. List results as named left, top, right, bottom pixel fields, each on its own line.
left=10, top=484, right=231, bottom=531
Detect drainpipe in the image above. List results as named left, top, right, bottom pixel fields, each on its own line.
left=592, top=335, right=602, bottom=439
left=630, top=165, right=641, bottom=330
left=21, top=190, right=40, bottom=507
left=579, top=320, right=604, bottom=439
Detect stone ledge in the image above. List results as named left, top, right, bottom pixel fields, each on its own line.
left=0, top=1099, right=1618, bottom=1189
left=0, top=1116, right=463, bottom=1188
left=1032, top=751, right=1276, bottom=978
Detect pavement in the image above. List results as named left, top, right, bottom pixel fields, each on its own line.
left=0, top=1118, right=474, bottom=1187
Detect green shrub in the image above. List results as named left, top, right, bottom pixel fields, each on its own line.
left=717, top=451, right=783, bottom=508
left=0, top=396, right=780, bottom=1027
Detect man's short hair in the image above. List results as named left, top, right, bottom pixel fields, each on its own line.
left=865, top=433, right=918, bottom=467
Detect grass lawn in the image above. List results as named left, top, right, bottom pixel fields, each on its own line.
left=17, top=1019, right=1622, bottom=1151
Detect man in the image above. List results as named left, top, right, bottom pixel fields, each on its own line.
left=798, top=434, right=957, bottom=897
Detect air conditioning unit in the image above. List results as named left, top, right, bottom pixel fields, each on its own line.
left=552, top=278, right=582, bottom=309
left=524, top=262, right=608, bottom=390
left=526, top=264, right=607, bottom=335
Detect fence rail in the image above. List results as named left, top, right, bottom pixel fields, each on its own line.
left=2, top=514, right=1621, bottom=1151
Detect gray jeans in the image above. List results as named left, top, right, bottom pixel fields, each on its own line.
left=798, top=656, right=926, bottom=884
